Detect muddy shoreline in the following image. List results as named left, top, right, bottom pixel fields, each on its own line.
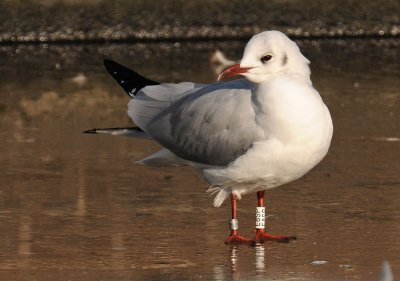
left=0, top=0, right=399, bottom=44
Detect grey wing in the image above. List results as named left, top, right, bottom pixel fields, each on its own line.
left=146, top=79, right=266, bottom=166
left=127, top=82, right=204, bottom=130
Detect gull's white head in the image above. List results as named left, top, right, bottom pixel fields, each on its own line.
left=219, top=31, right=311, bottom=84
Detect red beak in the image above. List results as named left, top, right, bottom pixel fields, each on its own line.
left=217, top=63, right=253, bottom=81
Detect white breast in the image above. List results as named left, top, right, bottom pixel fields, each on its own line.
left=203, top=75, right=333, bottom=194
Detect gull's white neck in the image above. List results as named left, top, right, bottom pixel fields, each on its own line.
left=285, top=59, right=312, bottom=85
left=250, top=74, right=325, bottom=143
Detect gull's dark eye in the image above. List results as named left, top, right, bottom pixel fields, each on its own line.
left=261, top=54, right=272, bottom=63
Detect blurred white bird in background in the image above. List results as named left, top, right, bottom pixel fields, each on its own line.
left=210, top=49, right=237, bottom=78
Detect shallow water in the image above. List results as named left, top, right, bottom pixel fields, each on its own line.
left=0, top=39, right=399, bottom=280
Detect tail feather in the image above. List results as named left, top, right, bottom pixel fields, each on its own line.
left=83, top=126, right=152, bottom=139
left=104, top=59, right=159, bottom=98
left=135, top=149, right=184, bottom=166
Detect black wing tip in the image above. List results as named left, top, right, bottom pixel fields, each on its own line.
left=103, top=58, right=117, bottom=69
left=103, top=58, right=112, bottom=65
left=103, top=58, right=130, bottom=73
left=83, top=128, right=98, bottom=134
left=103, top=58, right=160, bottom=98
left=103, top=59, right=121, bottom=75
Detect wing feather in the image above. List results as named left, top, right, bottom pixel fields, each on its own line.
left=128, top=82, right=203, bottom=129
left=146, top=79, right=266, bottom=166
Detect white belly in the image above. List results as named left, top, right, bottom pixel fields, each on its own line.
left=202, top=103, right=333, bottom=195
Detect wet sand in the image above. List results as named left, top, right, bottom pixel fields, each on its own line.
left=0, top=39, right=399, bottom=280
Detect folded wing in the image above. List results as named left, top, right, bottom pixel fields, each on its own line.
left=141, top=79, right=266, bottom=166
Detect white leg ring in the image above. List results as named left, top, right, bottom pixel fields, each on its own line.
left=230, top=219, right=239, bottom=230
left=256, top=207, right=265, bottom=229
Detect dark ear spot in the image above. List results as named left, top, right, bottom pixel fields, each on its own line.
left=282, top=53, right=288, bottom=66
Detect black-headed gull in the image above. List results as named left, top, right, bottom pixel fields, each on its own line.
left=85, top=30, right=333, bottom=244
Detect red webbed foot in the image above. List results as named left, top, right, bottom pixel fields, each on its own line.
left=254, top=229, right=297, bottom=243
left=225, top=231, right=254, bottom=245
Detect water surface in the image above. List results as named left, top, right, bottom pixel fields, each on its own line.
left=0, top=39, right=399, bottom=280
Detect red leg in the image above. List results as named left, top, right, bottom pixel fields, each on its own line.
left=225, top=194, right=253, bottom=245
left=254, top=191, right=296, bottom=243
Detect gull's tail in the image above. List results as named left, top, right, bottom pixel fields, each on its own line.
left=83, top=127, right=151, bottom=139
left=103, top=59, right=159, bottom=98
left=83, top=60, right=160, bottom=136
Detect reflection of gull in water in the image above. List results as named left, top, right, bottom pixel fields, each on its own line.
left=254, top=243, right=265, bottom=274
left=230, top=245, right=239, bottom=274
left=85, top=30, right=333, bottom=244
left=233, top=244, right=265, bottom=277
left=18, top=215, right=32, bottom=256
left=220, top=245, right=394, bottom=281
